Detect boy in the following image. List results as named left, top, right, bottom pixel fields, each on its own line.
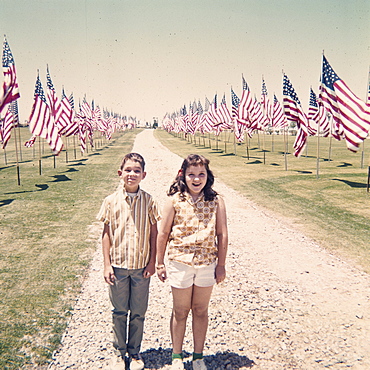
left=97, top=153, right=161, bottom=370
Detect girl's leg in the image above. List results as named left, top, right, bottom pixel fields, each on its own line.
left=170, top=286, right=193, bottom=354
left=191, top=285, right=213, bottom=353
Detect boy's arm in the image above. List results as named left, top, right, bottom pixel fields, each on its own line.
left=215, top=196, right=228, bottom=284
left=156, top=197, right=175, bottom=282
left=102, top=223, right=115, bottom=285
left=143, top=222, right=158, bottom=278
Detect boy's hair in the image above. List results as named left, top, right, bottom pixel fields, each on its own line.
left=120, top=153, right=146, bottom=171
left=168, top=154, right=217, bottom=201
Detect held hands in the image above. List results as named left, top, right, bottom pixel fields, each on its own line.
left=215, top=264, right=226, bottom=284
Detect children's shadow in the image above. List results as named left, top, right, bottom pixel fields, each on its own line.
left=141, top=348, right=254, bottom=369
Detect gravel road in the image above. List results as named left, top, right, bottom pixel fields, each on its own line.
left=48, top=129, right=370, bottom=370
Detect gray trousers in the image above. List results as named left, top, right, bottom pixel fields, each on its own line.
left=109, top=267, right=150, bottom=357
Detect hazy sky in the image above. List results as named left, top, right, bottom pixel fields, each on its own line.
left=1, top=0, right=369, bottom=124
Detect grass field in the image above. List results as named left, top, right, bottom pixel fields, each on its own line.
left=1, top=126, right=370, bottom=368
left=0, top=127, right=138, bottom=369
left=154, top=129, right=370, bottom=274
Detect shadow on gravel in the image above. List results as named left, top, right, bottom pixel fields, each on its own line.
left=0, top=199, right=14, bottom=207
left=141, top=348, right=254, bottom=369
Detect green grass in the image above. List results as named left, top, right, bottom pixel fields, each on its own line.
left=154, top=129, right=370, bottom=273
left=0, top=127, right=139, bottom=369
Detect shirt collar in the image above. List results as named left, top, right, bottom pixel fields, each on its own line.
left=184, top=191, right=204, bottom=205
left=120, top=182, right=142, bottom=200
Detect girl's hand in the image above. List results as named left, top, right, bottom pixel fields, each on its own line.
left=215, top=264, right=226, bottom=284
left=156, top=265, right=167, bottom=282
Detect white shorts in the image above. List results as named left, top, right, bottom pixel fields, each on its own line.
left=167, top=260, right=216, bottom=289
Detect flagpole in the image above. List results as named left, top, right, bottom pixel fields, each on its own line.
left=316, top=121, right=320, bottom=179
left=12, top=117, right=21, bottom=185
left=361, top=66, right=370, bottom=193
left=73, top=134, right=77, bottom=159
left=1, top=117, right=7, bottom=165
left=17, top=124, right=22, bottom=162
left=3, top=147, right=7, bottom=165
left=224, top=130, right=227, bottom=154
left=246, top=134, right=250, bottom=160
left=284, top=126, right=288, bottom=171
left=38, top=136, right=42, bottom=175
left=65, top=136, right=68, bottom=164
left=233, top=130, right=236, bottom=155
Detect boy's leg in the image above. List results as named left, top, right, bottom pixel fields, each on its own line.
left=127, top=268, right=150, bottom=355
left=170, top=286, right=193, bottom=354
left=191, top=285, right=213, bottom=353
left=110, top=267, right=130, bottom=357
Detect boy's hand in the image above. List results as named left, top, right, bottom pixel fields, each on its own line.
left=104, top=265, right=116, bottom=285
left=143, top=261, right=155, bottom=278
left=215, top=264, right=226, bottom=284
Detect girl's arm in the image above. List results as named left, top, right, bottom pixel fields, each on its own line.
left=156, top=197, right=175, bottom=282
left=143, top=222, right=158, bottom=278
left=102, top=223, right=115, bottom=286
left=215, top=196, right=228, bottom=284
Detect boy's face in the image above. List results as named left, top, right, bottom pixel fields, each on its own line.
left=118, top=159, right=146, bottom=192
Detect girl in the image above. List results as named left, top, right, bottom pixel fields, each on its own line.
left=156, top=154, right=228, bottom=370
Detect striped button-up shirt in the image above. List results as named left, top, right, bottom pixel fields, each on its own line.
left=97, top=185, right=161, bottom=269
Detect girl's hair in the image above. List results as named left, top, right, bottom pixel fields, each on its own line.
left=168, top=154, right=217, bottom=201
left=120, top=152, right=145, bottom=171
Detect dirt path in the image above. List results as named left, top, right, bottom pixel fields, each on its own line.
left=49, top=129, right=370, bottom=370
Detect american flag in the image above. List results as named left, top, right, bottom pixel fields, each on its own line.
left=249, top=96, right=269, bottom=132
left=1, top=104, right=14, bottom=149
left=218, top=94, right=232, bottom=129
left=261, top=78, right=272, bottom=125
left=231, top=88, right=240, bottom=119
left=231, top=88, right=244, bottom=142
left=307, top=88, right=318, bottom=135
left=68, top=92, right=74, bottom=109
left=11, top=100, right=19, bottom=126
left=283, top=74, right=309, bottom=157
left=0, top=37, right=20, bottom=116
left=194, top=100, right=204, bottom=133
left=209, top=94, right=222, bottom=127
left=238, top=76, right=253, bottom=126
left=201, top=97, right=214, bottom=133
left=0, top=100, right=19, bottom=149
left=319, top=55, right=370, bottom=152
left=308, top=88, right=330, bottom=136
left=272, top=94, right=287, bottom=130
left=187, top=102, right=196, bottom=134
left=28, top=72, right=63, bottom=154
left=24, top=135, right=37, bottom=148
left=46, top=66, right=61, bottom=121
left=57, top=87, right=74, bottom=134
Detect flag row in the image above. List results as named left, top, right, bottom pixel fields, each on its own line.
left=162, top=56, right=370, bottom=157
left=0, top=36, right=137, bottom=155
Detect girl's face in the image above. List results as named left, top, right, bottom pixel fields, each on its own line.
left=185, top=164, right=207, bottom=199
